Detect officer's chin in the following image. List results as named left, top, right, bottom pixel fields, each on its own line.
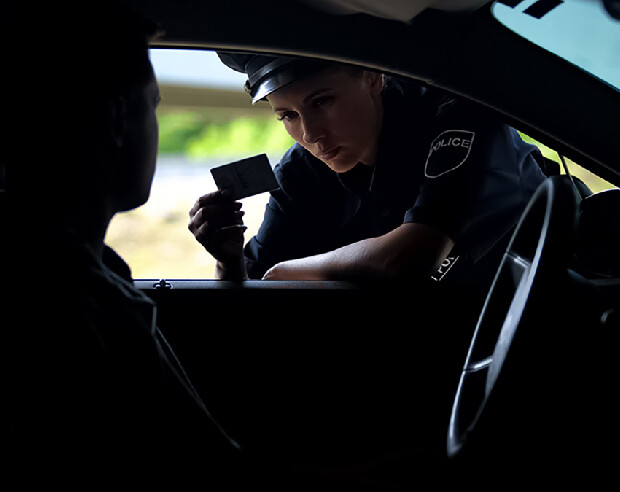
left=319, top=153, right=357, bottom=174
left=326, top=161, right=355, bottom=174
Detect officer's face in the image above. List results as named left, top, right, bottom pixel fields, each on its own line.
left=268, top=69, right=384, bottom=173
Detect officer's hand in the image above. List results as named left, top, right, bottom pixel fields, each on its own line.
left=188, top=190, right=247, bottom=265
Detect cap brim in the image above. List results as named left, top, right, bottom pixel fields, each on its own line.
left=249, top=59, right=333, bottom=103
left=251, top=69, right=301, bottom=103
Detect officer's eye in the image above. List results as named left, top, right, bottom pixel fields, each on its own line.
left=276, top=111, right=298, bottom=122
left=311, top=95, right=333, bottom=109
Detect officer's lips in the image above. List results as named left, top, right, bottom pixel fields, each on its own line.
left=318, top=146, right=341, bottom=160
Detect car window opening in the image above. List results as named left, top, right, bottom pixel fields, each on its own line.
left=106, top=48, right=616, bottom=282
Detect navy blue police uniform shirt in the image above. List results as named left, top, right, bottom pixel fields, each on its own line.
left=244, top=78, right=546, bottom=287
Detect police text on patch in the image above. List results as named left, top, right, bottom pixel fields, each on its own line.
left=425, top=130, right=475, bottom=178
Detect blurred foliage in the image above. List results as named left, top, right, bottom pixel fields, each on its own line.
left=158, top=111, right=294, bottom=158
left=157, top=112, right=208, bottom=155
left=520, top=133, right=613, bottom=193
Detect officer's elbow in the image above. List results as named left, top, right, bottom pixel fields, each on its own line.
left=369, top=223, right=454, bottom=281
left=380, top=252, right=441, bottom=281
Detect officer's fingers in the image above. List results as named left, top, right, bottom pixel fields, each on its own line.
left=189, top=193, right=214, bottom=217
left=192, top=220, right=211, bottom=245
left=189, top=190, right=235, bottom=217
left=189, top=207, right=245, bottom=238
left=189, top=201, right=243, bottom=229
left=188, top=212, right=204, bottom=235
left=193, top=221, right=246, bottom=252
left=215, top=225, right=248, bottom=252
left=194, top=204, right=244, bottom=229
left=211, top=210, right=245, bottom=232
left=217, top=224, right=248, bottom=240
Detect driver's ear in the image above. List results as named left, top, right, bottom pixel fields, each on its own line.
left=108, top=96, right=128, bottom=148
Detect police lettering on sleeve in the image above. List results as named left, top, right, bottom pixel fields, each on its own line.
left=425, top=130, right=475, bottom=178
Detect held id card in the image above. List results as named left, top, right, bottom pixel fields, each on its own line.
left=210, top=154, right=280, bottom=200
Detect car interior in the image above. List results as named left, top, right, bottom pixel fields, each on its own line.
left=123, top=0, right=620, bottom=482
left=6, top=0, right=620, bottom=485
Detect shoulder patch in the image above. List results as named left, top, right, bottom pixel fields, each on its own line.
left=425, top=130, right=475, bottom=178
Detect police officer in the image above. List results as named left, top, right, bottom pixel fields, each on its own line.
left=188, top=53, right=546, bottom=287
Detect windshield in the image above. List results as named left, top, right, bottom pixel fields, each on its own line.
left=492, top=0, right=620, bottom=91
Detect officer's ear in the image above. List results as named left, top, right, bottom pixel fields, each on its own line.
left=365, top=71, right=385, bottom=97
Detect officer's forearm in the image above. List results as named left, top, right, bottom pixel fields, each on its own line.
left=262, top=223, right=454, bottom=281
left=262, top=242, right=376, bottom=281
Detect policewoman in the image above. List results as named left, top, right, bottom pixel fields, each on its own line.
left=188, top=53, right=546, bottom=286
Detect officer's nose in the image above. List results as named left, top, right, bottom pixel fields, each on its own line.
left=301, top=115, right=325, bottom=144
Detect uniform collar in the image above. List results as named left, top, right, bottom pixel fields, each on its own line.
left=338, top=162, right=375, bottom=196
left=370, top=84, right=420, bottom=198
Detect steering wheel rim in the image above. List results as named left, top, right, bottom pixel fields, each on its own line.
left=447, top=176, right=579, bottom=457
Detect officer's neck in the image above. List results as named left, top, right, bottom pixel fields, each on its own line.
left=359, top=100, right=384, bottom=167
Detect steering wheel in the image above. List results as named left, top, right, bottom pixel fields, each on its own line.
left=447, top=176, right=579, bottom=457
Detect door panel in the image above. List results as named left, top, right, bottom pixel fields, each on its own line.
left=138, top=279, right=483, bottom=462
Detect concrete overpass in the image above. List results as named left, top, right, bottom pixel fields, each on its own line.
left=152, top=48, right=273, bottom=116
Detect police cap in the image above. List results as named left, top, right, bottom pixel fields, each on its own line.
left=217, top=51, right=335, bottom=103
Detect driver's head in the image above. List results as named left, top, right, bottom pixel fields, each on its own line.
left=4, top=3, right=161, bottom=214
left=219, top=52, right=384, bottom=173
